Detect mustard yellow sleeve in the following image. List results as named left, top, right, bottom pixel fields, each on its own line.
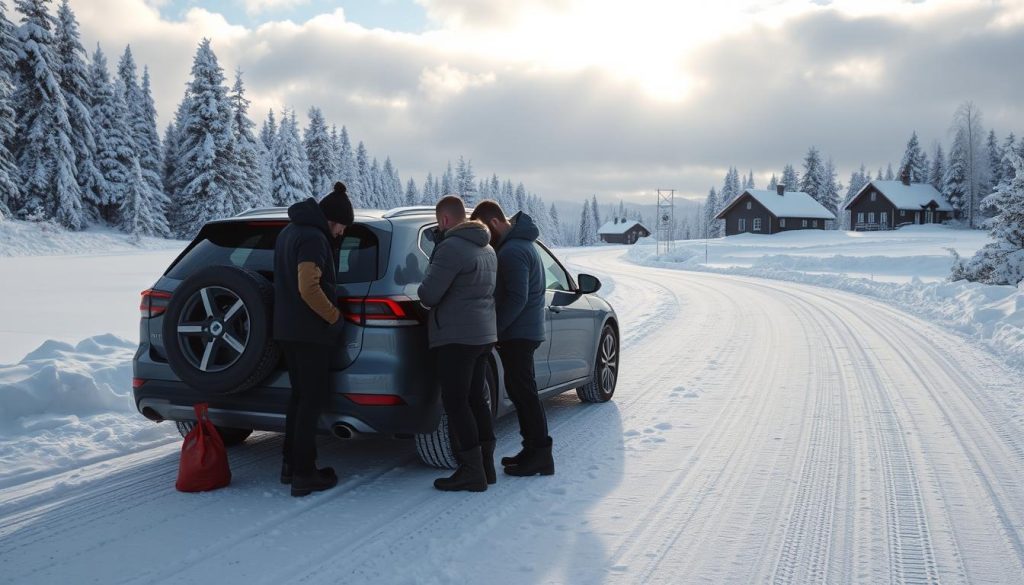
left=297, top=261, right=341, bottom=325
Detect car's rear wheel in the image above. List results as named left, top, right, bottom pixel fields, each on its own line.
left=175, top=421, right=253, bottom=446
left=415, top=358, right=498, bottom=469
left=577, top=323, right=618, bottom=403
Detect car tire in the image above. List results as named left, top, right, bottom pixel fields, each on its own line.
left=577, top=323, right=618, bottom=403
left=175, top=420, right=253, bottom=446
left=415, top=358, right=497, bottom=469
left=162, top=265, right=279, bottom=394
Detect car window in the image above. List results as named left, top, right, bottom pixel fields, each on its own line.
left=336, top=225, right=379, bottom=284
left=533, top=243, right=572, bottom=291
left=419, top=225, right=438, bottom=257
left=166, top=222, right=281, bottom=279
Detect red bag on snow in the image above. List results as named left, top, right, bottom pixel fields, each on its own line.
left=175, top=403, right=231, bottom=492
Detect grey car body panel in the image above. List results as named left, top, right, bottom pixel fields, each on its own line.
left=132, top=208, right=617, bottom=437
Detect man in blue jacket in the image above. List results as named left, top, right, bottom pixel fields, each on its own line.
left=471, top=200, right=554, bottom=476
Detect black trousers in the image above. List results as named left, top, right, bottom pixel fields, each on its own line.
left=281, top=341, right=331, bottom=475
left=497, top=340, right=549, bottom=444
left=437, top=343, right=495, bottom=452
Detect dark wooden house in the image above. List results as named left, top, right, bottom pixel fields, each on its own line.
left=598, top=219, right=651, bottom=244
left=843, top=178, right=954, bottom=231
left=715, top=185, right=836, bottom=236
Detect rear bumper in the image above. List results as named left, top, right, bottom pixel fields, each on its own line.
left=132, top=355, right=443, bottom=437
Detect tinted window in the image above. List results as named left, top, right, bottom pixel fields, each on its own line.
left=336, top=225, right=379, bottom=283
left=534, top=243, right=572, bottom=291
left=166, top=222, right=282, bottom=279
left=418, top=225, right=439, bottom=257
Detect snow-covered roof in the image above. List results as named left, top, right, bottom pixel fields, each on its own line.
left=850, top=180, right=953, bottom=212
left=717, top=190, right=836, bottom=220
left=598, top=220, right=649, bottom=235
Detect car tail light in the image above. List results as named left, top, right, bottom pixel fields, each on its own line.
left=344, top=393, right=406, bottom=406
left=339, top=296, right=422, bottom=327
left=132, top=378, right=147, bottom=389
left=140, top=289, right=172, bottom=318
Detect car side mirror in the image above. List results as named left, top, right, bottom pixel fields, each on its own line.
left=577, top=273, right=601, bottom=295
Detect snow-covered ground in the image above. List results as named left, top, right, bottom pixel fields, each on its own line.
left=629, top=225, right=1024, bottom=371
left=3, top=234, right=1024, bottom=583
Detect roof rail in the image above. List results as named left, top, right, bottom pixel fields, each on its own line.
left=382, top=206, right=437, bottom=219
left=235, top=206, right=287, bottom=217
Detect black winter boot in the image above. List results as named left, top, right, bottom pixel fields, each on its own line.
left=500, top=442, right=529, bottom=467
left=290, top=467, right=338, bottom=497
left=481, top=440, right=497, bottom=485
left=504, top=438, right=554, bottom=477
left=434, top=447, right=488, bottom=492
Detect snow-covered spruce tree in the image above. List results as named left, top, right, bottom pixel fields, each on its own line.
left=383, top=156, right=401, bottom=208
left=421, top=171, right=435, bottom=204
left=162, top=92, right=191, bottom=212
left=842, top=164, right=868, bottom=230
left=115, top=81, right=168, bottom=237
left=228, top=70, right=269, bottom=208
left=54, top=0, right=103, bottom=223
left=799, top=146, right=825, bottom=204
left=354, top=141, right=370, bottom=206
left=455, top=156, right=476, bottom=206
left=171, top=39, right=238, bottom=236
left=1002, top=133, right=1017, bottom=184
left=89, top=47, right=135, bottom=225
left=304, top=106, right=335, bottom=196
left=440, top=160, right=452, bottom=196
left=335, top=126, right=357, bottom=202
left=780, top=164, right=799, bottom=191
left=12, top=0, right=84, bottom=228
left=884, top=163, right=894, bottom=181
left=719, top=166, right=740, bottom=207
left=366, top=157, right=382, bottom=208
left=951, top=101, right=985, bottom=227
left=703, top=187, right=719, bottom=238
left=270, top=109, right=311, bottom=206
left=577, top=199, right=596, bottom=246
left=514, top=182, right=526, bottom=212
left=899, top=131, right=928, bottom=183
left=952, top=152, right=1024, bottom=285
left=986, top=130, right=1004, bottom=197
left=118, top=48, right=167, bottom=222
left=500, top=179, right=514, bottom=210
left=0, top=1, right=19, bottom=217
left=743, top=170, right=755, bottom=190
left=404, top=178, right=418, bottom=206
left=766, top=173, right=777, bottom=191
left=259, top=109, right=275, bottom=152
left=822, top=158, right=840, bottom=227
left=590, top=194, right=601, bottom=234
left=548, top=202, right=561, bottom=246
left=929, top=144, right=945, bottom=191
left=944, top=127, right=970, bottom=220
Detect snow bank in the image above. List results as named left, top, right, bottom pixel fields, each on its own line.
left=628, top=229, right=1024, bottom=369
left=0, top=217, right=183, bottom=257
left=0, top=335, right=176, bottom=488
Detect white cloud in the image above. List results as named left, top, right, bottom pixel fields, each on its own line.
left=241, top=0, right=311, bottom=17
left=65, top=0, right=1024, bottom=203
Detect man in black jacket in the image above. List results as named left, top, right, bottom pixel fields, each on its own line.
left=274, top=182, right=352, bottom=497
left=471, top=200, right=554, bottom=477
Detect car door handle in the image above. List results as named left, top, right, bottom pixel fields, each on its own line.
left=548, top=306, right=563, bottom=313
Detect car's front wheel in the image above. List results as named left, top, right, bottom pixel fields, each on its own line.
left=415, top=358, right=498, bottom=469
left=577, top=323, right=618, bottom=403
left=175, top=421, right=253, bottom=446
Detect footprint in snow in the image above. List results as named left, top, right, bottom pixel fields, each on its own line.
left=654, top=422, right=673, bottom=431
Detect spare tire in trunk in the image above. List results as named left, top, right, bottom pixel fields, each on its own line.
left=162, top=265, right=279, bottom=394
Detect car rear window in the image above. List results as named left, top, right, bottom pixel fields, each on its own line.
left=166, top=221, right=381, bottom=284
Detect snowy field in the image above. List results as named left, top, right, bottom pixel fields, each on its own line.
left=3, top=226, right=1024, bottom=583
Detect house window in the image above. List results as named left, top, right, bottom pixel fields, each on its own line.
left=857, top=212, right=864, bottom=224
left=753, top=218, right=762, bottom=231
left=802, top=219, right=808, bottom=228
left=880, top=211, right=888, bottom=226
left=870, top=192, right=877, bottom=202
left=738, top=218, right=746, bottom=231
left=746, top=201, right=752, bottom=210
left=780, top=218, right=786, bottom=228
left=812, top=220, right=818, bottom=228
left=868, top=212, right=875, bottom=223
left=900, top=210, right=905, bottom=217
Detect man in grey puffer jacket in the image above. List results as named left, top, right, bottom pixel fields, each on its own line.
left=418, top=196, right=498, bottom=492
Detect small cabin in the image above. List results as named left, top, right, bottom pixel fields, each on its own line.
left=844, top=178, right=954, bottom=231
left=598, top=219, right=651, bottom=244
left=715, top=185, right=836, bottom=236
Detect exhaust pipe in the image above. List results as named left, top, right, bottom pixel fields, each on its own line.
left=332, top=423, right=356, bottom=439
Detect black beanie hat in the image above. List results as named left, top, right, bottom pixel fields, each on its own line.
left=319, top=182, right=354, bottom=225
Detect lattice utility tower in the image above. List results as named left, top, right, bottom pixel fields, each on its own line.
left=656, top=189, right=675, bottom=256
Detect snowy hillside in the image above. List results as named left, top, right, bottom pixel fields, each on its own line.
left=0, top=217, right=184, bottom=258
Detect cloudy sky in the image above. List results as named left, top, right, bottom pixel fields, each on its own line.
left=61, top=0, right=1024, bottom=204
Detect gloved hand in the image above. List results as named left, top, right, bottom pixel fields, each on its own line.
left=328, top=316, right=347, bottom=340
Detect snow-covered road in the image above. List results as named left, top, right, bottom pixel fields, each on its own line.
left=3, top=246, right=1024, bottom=584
